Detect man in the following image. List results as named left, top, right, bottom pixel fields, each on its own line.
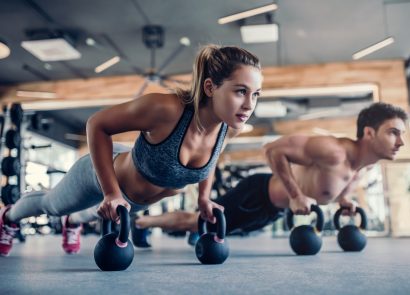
left=133, top=102, right=407, bottom=239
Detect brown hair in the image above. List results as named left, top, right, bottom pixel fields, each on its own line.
left=176, top=44, right=261, bottom=131
left=356, top=102, right=408, bottom=139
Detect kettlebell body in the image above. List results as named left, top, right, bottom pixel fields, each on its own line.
left=289, top=225, right=322, bottom=255
left=195, top=208, right=229, bottom=264
left=94, top=205, right=134, bottom=271
left=287, top=205, right=324, bottom=255
left=334, top=207, right=367, bottom=252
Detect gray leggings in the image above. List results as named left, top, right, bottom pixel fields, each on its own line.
left=7, top=145, right=148, bottom=224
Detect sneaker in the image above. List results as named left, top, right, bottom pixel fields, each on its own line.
left=131, top=225, right=151, bottom=248
left=0, top=205, right=19, bottom=257
left=187, top=232, right=200, bottom=246
left=62, top=216, right=82, bottom=254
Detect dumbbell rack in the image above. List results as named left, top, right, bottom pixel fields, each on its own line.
left=0, top=103, right=26, bottom=242
left=1, top=103, right=23, bottom=206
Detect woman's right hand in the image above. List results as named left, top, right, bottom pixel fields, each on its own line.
left=198, top=199, right=224, bottom=224
left=97, top=194, right=131, bottom=223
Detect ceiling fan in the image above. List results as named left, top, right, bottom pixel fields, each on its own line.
left=132, top=25, right=191, bottom=98
left=60, top=25, right=192, bottom=144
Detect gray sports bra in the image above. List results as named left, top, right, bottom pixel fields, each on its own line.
left=132, top=106, right=228, bottom=189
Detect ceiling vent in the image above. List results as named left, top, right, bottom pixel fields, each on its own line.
left=21, top=29, right=81, bottom=62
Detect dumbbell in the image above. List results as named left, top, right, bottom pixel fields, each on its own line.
left=10, top=103, right=23, bottom=126
left=5, top=129, right=21, bottom=149
left=1, top=156, right=21, bottom=176
left=333, top=206, right=367, bottom=252
left=1, top=184, right=20, bottom=205
left=286, top=204, right=324, bottom=255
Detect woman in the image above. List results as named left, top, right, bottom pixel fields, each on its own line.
left=0, top=44, right=263, bottom=256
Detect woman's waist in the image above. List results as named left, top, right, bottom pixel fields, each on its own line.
left=114, top=153, right=183, bottom=204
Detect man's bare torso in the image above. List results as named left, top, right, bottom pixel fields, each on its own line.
left=268, top=138, right=358, bottom=208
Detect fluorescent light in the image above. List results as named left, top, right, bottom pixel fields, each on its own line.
left=255, top=101, right=287, bottom=118
left=21, top=97, right=133, bottom=110
left=240, top=24, right=278, bottom=43
left=0, top=40, right=10, bottom=59
left=228, top=135, right=281, bottom=145
left=218, top=4, right=278, bottom=25
left=95, top=56, right=121, bottom=73
left=16, top=91, right=57, bottom=99
left=261, top=83, right=379, bottom=101
left=352, top=37, right=394, bottom=60
left=299, top=108, right=341, bottom=120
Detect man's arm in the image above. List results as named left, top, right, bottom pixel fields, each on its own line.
left=263, top=135, right=346, bottom=214
left=335, top=172, right=360, bottom=215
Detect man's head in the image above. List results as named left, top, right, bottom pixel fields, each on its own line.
left=357, top=102, right=408, bottom=160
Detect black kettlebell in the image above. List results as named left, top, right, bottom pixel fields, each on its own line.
left=195, top=208, right=229, bottom=264
left=334, top=206, right=367, bottom=252
left=94, top=205, right=134, bottom=271
left=286, top=204, right=324, bottom=255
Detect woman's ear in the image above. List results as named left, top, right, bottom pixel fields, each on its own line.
left=203, top=78, right=214, bottom=98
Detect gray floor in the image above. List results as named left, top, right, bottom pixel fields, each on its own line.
left=0, top=233, right=409, bottom=295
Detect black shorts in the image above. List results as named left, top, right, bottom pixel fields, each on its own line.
left=212, top=173, right=284, bottom=234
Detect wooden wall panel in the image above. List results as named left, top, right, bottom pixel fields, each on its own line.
left=261, top=60, right=408, bottom=110
left=1, top=59, right=408, bottom=158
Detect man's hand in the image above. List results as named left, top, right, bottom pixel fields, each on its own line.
left=198, top=199, right=224, bottom=224
left=289, top=195, right=317, bottom=215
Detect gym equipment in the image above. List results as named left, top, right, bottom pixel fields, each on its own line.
left=1, top=156, right=21, bottom=177
left=333, top=206, right=367, bottom=252
left=131, top=225, right=151, bottom=248
left=10, top=103, right=23, bottom=126
left=94, top=205, right=134, bottom=271
left=188, top=232, right=200, bottom=246
left=1, top=184, right=20, bottom=205
left=195, top=208, right=229, bottom=264
left=5, top=129, right=21, bottom=149
left=286, top=204, right=324, bottom=255
left=30, top=113, right=51, bottom=131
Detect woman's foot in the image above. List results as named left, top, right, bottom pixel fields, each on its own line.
left=61, top=216, right=82, bottom=254
left=0, top=206, right=19, bottom=256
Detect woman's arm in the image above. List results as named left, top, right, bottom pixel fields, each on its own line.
left=197, top=127, right=241, bottom=222
left=87, top=93, right=179, bottom=221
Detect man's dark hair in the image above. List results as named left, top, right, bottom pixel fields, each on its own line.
left=357, top=102, right=408, bottom=139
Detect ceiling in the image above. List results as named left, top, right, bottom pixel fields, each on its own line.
left=1, top=0, right=410, bottom=147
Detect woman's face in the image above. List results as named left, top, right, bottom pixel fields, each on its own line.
left=209, top=65, right=262, bottom=130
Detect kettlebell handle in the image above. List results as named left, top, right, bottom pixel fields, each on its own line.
left=286, top=204, right=324, bottom=232
left=333, top=206, right=367, bottom=230
left=102, top=205, right=130, bottom=244
left=198, top=208, right=226, bottom=240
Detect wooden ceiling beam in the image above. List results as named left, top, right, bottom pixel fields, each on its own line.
left=0, top=73, right=191, bottom=109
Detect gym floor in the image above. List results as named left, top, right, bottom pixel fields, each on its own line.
left=1, top=233, right=409, bottom=295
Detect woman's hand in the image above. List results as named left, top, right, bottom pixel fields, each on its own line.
left=97, top=194, right=131, bottom=223
left=198, top=199, right=224, bottom=224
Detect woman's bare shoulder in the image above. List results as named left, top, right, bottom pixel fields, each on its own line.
left=138, top=92, right=185, bottom=121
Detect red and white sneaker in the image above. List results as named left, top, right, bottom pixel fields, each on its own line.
left=0, top=206, right=19, bottom=257
left=62, top=216, right=82, bottom=254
